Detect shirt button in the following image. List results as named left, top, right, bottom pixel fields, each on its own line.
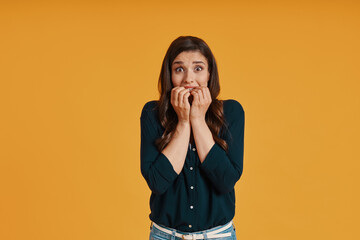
left=190, top=186, right=194, bottom=190
left=190, top=167, right=193, bottom=170
left=192, top=148, right=196, bottom=151
left=190, top=205, right=194, bottom=209
left=189, top=225, right=192, bottom=228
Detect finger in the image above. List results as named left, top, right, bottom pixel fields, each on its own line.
left=191, top=90, right=200, bottom=105
left=171, top=88, right=179, bottom=106
left=172, top=87, right=184, bottom=106
left=183, top=91, right=191, bottom=107
left=205, top=87, right=212, bottom=103
left=200, top=87, right=208, bottom=103
left=198, top=88, right=206, bottom=103
left=178, top=88, right=188, bottom=106
left=193, top=88, right=204, bottom=104
left=197, top=87, right=209, bottom=102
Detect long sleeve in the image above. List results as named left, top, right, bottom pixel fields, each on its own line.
left=199, top=100, right=245, bottom=194
left=140, top=101, right=178, bottom=195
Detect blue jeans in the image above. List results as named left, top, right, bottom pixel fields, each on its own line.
left=149, top=221, right=237, bottom=240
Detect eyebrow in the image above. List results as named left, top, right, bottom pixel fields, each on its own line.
left=172, top=61, right=206, bottom=65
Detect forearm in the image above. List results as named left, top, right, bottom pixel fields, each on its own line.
left=161, top=122, right=191, bottom=174
left=191, top=119, right=215, bottom=163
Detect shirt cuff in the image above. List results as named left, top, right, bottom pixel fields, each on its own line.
left=155, top=152, right=179, bottom=181
left=200, top=143, right=226, bottom=174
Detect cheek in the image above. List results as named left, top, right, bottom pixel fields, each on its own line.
left=198, top=72, right=210, bottom=85
left=171, top=74, right=182, bottom=87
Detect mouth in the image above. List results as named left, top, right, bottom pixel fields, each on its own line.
left=184, top=86, right=196, bottom=91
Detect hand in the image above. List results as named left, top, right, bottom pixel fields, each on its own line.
left=170, top=86, right=191, bottom=123
left=189, top=86, right=212, bottom=122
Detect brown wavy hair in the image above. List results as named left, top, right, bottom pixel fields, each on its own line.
left=156, top=36, right=229, bottom=152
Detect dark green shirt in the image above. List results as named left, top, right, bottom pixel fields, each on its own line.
left=140, top=99, right=245, bottom=232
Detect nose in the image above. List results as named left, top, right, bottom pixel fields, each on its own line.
left=183, top=71, right=195, bottom=84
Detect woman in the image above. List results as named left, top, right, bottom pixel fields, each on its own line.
left=140, top=36, right=245, bottom=240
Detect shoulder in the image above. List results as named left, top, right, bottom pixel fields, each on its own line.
left=222, top=99, right=245, bottom=117
left=140, top=100, right=159, bottom=120
left=141, top=100, right=158, bottom=112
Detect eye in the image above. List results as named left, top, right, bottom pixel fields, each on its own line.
left=175, top=67, right=184, bottom=72
left=195, top=66, right=203, bottom=71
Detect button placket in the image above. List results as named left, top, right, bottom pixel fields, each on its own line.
left=188, top=143, right=196, bottom=230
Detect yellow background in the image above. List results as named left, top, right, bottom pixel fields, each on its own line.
left=1, top=1, right=359, bottom=239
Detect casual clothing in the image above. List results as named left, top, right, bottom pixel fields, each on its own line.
left=140, top=99, right=245, bottom=233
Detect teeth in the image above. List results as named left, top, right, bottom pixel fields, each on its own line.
left=188, top=88, right=194, bottom=91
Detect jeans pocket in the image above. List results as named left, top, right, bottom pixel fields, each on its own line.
left=150, top=235, right=168, bottom=240
left=149, top=231, right=168, bottom=240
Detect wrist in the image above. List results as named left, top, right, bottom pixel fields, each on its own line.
left=174, top=121, right=191, bottom=138
left=177, top=120, right=191, bottom=130
left=190, top=117, right=206, bottom=126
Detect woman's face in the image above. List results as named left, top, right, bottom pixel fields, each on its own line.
left=171, top=51, right=210, bottom=90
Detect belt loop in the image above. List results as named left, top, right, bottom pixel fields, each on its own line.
left=203, top=232, right=208, bottom=240
left=171, top=230, right=176, bottom=240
